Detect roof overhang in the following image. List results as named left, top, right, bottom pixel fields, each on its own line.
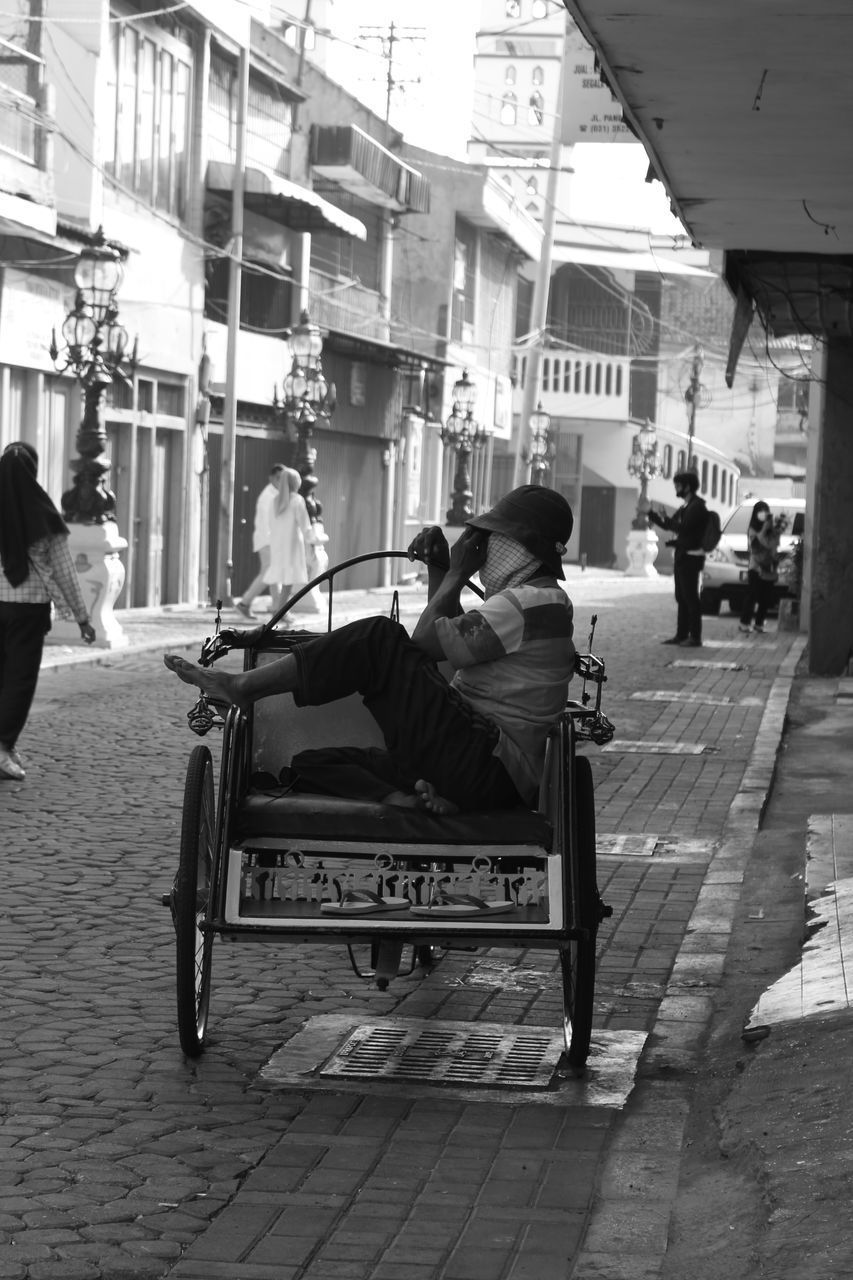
left=311, top=125, right=430, bottom=214
left=206, top=161, right=367, bottom=240
left=562, top=2, right=853, bottom=341
left=551, top=221, right=714, bottom=276
left=457, top=172, right=543, bottom=261
left=323, top=327, right=448, bottom=371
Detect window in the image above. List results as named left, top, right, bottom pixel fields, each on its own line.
left=0, top=7, right=43, bottom=164
left=662, top=444, right=672, bottom=478
left=204, top=257, right=293, bottom=334
left=504, top=65, right=516, bottom=86
left=506, top=1, right=521, bottom=16
left=450, top=222, right=476, bottom=342
left=528, top=90, right=544, bottom=126
left=157, top=382, right=185, bottom=416
left=500, top=91, right=517, bottom=125
left=208, top=53, right=294, bottom=178
left=106, top=18, right=191, bottom=218
left=701, top=459, right=709, bottom=491
left=711, top=463, right=718, bottom=498
left=676, top=449, right=686, bottom=472
left=526, top=175, right=539, bottom=196
left=532, top=65, right=544, bottom=86
left=532, top=0, right=549, bottom=16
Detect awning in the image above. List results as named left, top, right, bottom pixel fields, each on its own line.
left=311, top=125, right=430, bottom=214
left=206, top=161, right=367, bottom=240
left=552, top=241, right=714, bottom=277
left=323, top=327, right=448, bottom=371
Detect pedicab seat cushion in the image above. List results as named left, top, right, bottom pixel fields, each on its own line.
left=234, top=787, right=553, bottom=850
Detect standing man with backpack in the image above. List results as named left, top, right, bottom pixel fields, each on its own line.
left=648, top=469, right=708, bottom=647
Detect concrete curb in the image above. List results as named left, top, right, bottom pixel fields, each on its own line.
left=570, top=634, right=808, bottom=1279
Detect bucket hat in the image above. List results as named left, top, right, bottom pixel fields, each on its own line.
left=466, top=485, right=573, bottom=578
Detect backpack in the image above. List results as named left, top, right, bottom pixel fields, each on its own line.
left=701, top=509, right=722, bottom=553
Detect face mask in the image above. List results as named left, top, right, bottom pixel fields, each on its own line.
left=479, top=533, right=542, bottom=597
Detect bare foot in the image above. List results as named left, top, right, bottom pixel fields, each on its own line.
left=414, top=780, right=458, bottom=815
left=383, top=789, right=420, bottom=809
left=163, top=653, right=247, bottom=709
left=382, top=782, right=458, bottom=814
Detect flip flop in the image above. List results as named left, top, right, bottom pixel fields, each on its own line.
left=320, top=890, right=411, bottom=916
left=409, top=892, right=516, bottom=919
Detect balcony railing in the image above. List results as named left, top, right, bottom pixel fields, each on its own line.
left=0, top=36, right=43, bottom=165
left=309, top=268, right=388, bottom=343
left=515, top=350, right=631, bottom=421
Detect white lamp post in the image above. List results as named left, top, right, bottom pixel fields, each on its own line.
left=440, top=370, right=487, bottom=525
left=272, top=310, right=336, bottom=610
left=625, top=418, right=661, bottom=577
left=49, top=226, right=139, bottom=646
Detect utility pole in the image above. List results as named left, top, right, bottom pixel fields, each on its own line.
left=296, top=0, right=312, bottom=87
left=513, top=12, right=569, bottom=488
left=216, top=44, right=249, bottom=605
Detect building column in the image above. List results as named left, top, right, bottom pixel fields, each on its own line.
left=804, top=338, right=853, bottom=675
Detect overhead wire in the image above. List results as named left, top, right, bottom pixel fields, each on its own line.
left=8, top=3, right=813, bottom=386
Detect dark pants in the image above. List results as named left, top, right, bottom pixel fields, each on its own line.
left=290, top=616, right=524, bottom=811
left=740, top=571, right=775, bottom=627
left=673, top=552, right=704, bottom=642
left=0, top=602, right=51, bottom=751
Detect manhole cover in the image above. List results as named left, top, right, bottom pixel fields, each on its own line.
left=320, top=1018, right=564, bottom=1090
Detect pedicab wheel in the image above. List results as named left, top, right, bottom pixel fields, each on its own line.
left=561, top=754, right=598, bottom=1071
left=174, top=744, right=215, bottom=1058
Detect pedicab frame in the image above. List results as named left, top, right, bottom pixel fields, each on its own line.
left=167, top=551, right=614, bottom=1073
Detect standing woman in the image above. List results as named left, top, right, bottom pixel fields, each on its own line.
left=739, top=501, right=784, bottom=635
left=0, top=442, right=95, bottom=780
left=264, top=466, right=312, bottom=613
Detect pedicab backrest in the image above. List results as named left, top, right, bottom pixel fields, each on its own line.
left=250, top=649, right=385, bottom=779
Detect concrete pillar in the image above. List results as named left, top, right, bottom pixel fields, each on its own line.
left=804, top=338, right=853, bottom=675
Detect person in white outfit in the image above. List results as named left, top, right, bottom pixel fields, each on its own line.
left=237, top=465, right=284, bottom=619
left=265, top=466, right=312, bottom=612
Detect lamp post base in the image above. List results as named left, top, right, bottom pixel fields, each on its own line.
left=624, top=527, right=660, bottom=578
left=46, top=521, right=129, bottom=648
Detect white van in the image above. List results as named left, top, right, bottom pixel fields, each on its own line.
left=700, top=497, right=805, bottom=615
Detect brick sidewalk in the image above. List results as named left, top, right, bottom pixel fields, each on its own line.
left=0, top=581, right=806, bottom=1280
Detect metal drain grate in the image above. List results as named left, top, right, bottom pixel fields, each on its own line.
left=670, top=659, right=744, bottom=671
left=320, top=1018, right=564, bottom=1089
left=601, top=739, right=709, bottom=755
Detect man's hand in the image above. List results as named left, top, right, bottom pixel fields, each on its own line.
left=408, top=525, right=450, bottom=570
left=449, top=526, right=489, bottom=579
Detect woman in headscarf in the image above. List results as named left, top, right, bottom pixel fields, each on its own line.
left=0, top=442, right=95, bottom=780
left=263, top=466, right=312, bottom=612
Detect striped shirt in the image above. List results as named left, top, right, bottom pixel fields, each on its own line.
left=435, top=578, right=575, bottom=804
left=0, top=534, right=89, bottom=623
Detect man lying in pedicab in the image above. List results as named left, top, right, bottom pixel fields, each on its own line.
left=164, top=484, right=576, bottom=839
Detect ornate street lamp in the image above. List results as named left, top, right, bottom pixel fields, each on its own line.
left=440, top=369, right=487, bottom=525
left=48, top=226, right=138, bottom=647
left=50, top=226, right=138, bottom=523
left=526, top=401, right=554, bottom=485
left=628, top=418, right=660, bottom=529
left=625, top=417, right=661, bottom=578
left=272, top=309, right=336, bottom=526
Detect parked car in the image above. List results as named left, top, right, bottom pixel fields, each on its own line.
left=700, top=497, right=805, bottom=615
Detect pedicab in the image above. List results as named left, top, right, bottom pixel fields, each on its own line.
left=165, top=551, right=614, bottom=1071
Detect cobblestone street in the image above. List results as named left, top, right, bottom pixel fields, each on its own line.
left=0, top=576, right=802, bottom=1279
